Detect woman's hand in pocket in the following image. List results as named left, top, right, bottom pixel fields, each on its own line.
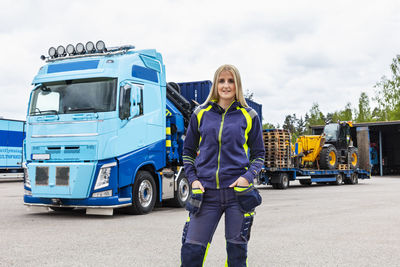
left=191, top=180, right=205, bottom=192
left=229, top=177, right=250, bottom=188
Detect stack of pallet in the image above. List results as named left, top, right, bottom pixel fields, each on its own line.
left=263, top=129, right=292, bottom=168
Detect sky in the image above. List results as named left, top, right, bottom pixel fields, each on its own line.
left=1, top=0, right=400, bottom=125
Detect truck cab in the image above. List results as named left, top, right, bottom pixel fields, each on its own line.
left=24, top=41, right=189, bottom=215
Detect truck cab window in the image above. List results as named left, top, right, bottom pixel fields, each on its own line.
left=32, top=89, right=60, bottom=114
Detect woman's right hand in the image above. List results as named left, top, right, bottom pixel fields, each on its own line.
left=191, top=180, right=205, bottom=193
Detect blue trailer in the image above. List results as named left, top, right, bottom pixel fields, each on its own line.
left=258, top=167, right=371, bottom=189
left=0, top=119, right=25, bottom=180
left=23, top=41, right=262, bottom=215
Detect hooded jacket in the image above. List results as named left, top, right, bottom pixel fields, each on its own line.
left=183, top=100, right=265, bottom=189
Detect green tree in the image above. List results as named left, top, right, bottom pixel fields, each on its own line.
left=296, top=116, right=306, bottom=136
left=338, top=102, right=353, bottom=121
left=326, top=111, right=341, bottom=123
left=305, top=103, right=325, bottom=134
left=283, top=114, right=299, bottom=142
left=263, top=122, right=276, bottom=130
left=282, top=114, right=297, bottom=134
left=374, top=55, right=400, bottom=120
left=355, top=92, right=372, bottom=122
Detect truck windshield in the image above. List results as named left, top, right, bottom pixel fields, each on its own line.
left=323, top=124, right=338, bottom=142
left=29, top=78, right=117, bottom=115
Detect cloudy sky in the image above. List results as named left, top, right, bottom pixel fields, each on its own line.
left=1, top=0, right=399, bottom=125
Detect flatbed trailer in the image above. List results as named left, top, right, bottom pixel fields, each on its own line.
left=258, top=167, right=371, bottom=189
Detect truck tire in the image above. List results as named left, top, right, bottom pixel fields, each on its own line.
left=344, top=173, right=358, bottom=184
left=350, top=173, right=358, bottom=184
left=348, top=147, right=359, bottom=169
left=319, top=145, right=338, bottom=170
left=299, top=179, right=312, bottom=186
left=165, top=175, right=190, bottom=208
left=333, top=174, right=343, bottom=185
left=126, top=171, right=156, bottom=215
left=276, top=173, right=289, bottom=189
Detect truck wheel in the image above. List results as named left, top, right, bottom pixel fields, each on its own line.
left=334, top=174, right=343, bottom=185
left=165, top=175, right=190, bottom=208
left=299, top=179, right=312, bottom=186
left=350, top=173, right=358, bottom=184
left=319, top=145, right=338, bottom=170
left=271, top=183, right=279, bottom=189
left=348, top=147, right=359, bottom=169
left=127, top=171, right=156, bottom=215
left=277, top=173, right=289, bottom=189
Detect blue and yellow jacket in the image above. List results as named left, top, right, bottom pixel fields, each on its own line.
left=183, top=100, right=265, bottom=189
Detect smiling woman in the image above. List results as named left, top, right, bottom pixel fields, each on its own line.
left=180, top=64, right=265, bottom=266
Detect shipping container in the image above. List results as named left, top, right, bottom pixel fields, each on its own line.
left=178, top=80, right=211, bottom=105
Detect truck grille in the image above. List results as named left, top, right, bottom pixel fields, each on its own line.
left=56, top=167, right=70, bottom=186
left=36, top=167, right=49, bottom=185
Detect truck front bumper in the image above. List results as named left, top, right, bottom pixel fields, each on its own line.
left=24, top=194, right=132, bottom=209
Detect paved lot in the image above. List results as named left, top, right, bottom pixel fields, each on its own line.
left=1, top=177, right=400, bottom=266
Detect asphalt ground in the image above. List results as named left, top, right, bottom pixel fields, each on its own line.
left=1, top=176, right=400, bottom=266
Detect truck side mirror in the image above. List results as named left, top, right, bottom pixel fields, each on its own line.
left=119, top=84, right=131, bottom=120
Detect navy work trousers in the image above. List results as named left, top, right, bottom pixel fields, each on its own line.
left=181, top=188, right=252, bottom=267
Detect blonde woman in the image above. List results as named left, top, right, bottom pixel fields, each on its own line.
left=181, top=64, right=265, bottom=266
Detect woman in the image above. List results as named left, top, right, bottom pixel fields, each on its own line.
left=181, top=64, right=265, bottom=267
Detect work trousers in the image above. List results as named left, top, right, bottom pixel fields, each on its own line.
left=181, top=187, right=254, bottom=267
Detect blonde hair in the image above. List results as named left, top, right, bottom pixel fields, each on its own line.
left=203, top=64, right=248, bottom=107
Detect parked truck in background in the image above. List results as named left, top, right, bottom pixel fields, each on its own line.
left=23, top=41, right=262, bottom=215
left=0, top=119, right=25, bottom=181
left=259, top=125, right=370, bottom=189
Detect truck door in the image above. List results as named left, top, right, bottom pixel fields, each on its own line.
left=118, top=82, right=146, bottom=187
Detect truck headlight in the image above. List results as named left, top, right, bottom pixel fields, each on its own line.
left=94, top=162, right=116, bottom=190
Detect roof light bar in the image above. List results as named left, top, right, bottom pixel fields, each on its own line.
left=43, top=40, right=118, bottom=60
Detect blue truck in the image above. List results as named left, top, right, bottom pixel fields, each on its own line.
left=0, top=119, right=25, bottom=180
left=23, top=41, right=262, bottom=215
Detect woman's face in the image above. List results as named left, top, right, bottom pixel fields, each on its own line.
left=217, top=70, right=236, bottom=102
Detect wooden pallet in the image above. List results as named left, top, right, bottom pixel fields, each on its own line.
left=263, top=129, right=292, bottom=168
left=338, top=164, right=348, bottom=170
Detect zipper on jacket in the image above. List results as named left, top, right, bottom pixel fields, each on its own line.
left=215, top=101, right=235, bottom=189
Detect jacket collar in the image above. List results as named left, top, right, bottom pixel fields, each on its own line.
left=208, top=100, right=242, bottom=114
